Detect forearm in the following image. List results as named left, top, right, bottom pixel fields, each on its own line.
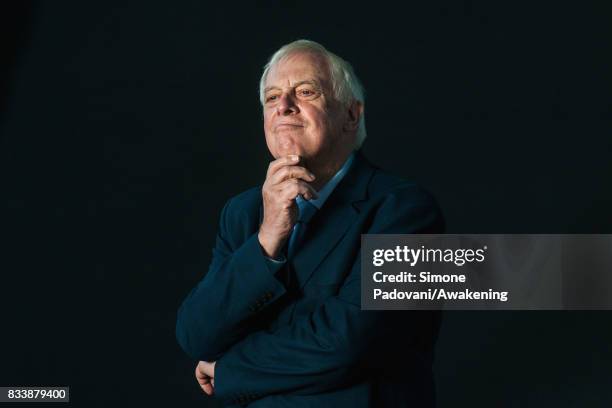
left=176, top=232, right=287, bottom=361
left=213, top=298, right=375, bottom=404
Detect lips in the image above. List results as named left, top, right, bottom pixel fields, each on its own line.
left=275, top=123, right=303, bottom=131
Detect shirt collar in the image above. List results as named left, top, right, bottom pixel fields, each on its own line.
left=296, top=152, right=356, bottom=211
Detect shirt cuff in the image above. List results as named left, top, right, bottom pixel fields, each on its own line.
left=264, top=254, right=286, bottom=274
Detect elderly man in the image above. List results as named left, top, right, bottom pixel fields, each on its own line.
left=176, top=40, right=444, bottom=407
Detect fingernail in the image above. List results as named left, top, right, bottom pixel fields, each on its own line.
left=289, top=155, right=299, bottom=161
left=309, top=173, right=316, bottom=179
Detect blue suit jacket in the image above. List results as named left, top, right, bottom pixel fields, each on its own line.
left=176, top=152, right=444, bottom=407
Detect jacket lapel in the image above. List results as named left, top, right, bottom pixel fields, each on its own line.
left=291, top=152, right=376, bottom=289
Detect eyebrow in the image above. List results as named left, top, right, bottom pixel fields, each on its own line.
left=264, top=80, right=320, bottom=94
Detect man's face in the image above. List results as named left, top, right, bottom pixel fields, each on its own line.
left=262, top=52, right=348, bottom=165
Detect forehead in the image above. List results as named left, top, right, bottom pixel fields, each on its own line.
left=265, top=51, right=331, bottom=89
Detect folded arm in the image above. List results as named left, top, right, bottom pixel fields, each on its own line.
left=213, top=190, right=444, bottom=405
left=175, top=198, right=288, bottom=362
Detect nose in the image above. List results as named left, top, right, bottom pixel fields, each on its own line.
left=276, top=92, right=299, bottom=116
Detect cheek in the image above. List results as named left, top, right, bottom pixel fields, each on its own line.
left=263, top=111, right=273, bottom=130
left=310, top=112, right=335, bottom=140
left=262, top=114, right=276, bottom=150
left=304, top=107, right=328, bottom=131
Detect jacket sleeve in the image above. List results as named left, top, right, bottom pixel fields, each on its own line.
left=175, top=197, right=288, bottom=362
left=213, top=188, right=445, bottom=405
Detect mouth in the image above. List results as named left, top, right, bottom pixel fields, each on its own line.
left=275, top=123, right=304, bottom=131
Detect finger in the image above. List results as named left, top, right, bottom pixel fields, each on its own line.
left=196, top=372, right=206, bottom=385
left=285, top=179, right=319, bottom=200
left=266, top=155, right=301, bottom=178
left=281, top=179, right=319, bottom=201
left=195, top=364, right=202, bottom=379
left=202, top=382, right=214, bottom=395
left=201, top=362, right=214, bottom=377
left=202, top=377, right=214, bottom=395
left=199, top=377, right=214, bottom=395
left=195, top=364, right=209, bottom=384
left=269, top=165, right=316, bottom=186
left=195, top=371, right=207, bottom=385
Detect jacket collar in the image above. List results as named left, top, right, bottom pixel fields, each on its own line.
left=323, top=149, right=375, bottom=209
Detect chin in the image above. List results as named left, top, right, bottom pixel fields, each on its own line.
left=275, top=141, right=303, bottom=157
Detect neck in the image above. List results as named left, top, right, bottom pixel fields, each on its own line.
left=307, top=150, right=353, bottom=191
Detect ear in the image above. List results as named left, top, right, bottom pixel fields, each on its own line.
left=343, top=100, right=363, bottom=132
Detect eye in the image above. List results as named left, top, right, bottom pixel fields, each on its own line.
left=297, top=88, right=317, bottom=98
left=265, top=94, right=279, bottom=103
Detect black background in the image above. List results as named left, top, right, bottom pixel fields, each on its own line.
left=1, top=2, right=611, bottom=407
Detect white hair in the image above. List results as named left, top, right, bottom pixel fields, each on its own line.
left=259, top=39, right=367, bottom=149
